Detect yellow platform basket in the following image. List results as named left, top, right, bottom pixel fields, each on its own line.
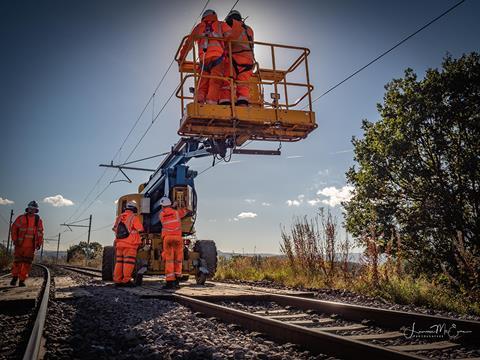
left=175, top=37, right=317, bottom=144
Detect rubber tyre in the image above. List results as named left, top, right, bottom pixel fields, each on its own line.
left=193, top=240, right=217, bottom=278
left=102, top=246, right=115, bottom=281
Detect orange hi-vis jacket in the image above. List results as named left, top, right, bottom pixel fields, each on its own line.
left=113, top=210, right=144, bottom=249
left=180, top=14, right=232, bottom=62
left=11, top=213, right=44, bottom=250
left=229, top=19, right=254, bottom=66
left=160, top=207, right=189, bottom=238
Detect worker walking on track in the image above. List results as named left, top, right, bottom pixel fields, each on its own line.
left=220, top=10, right=255, bottom=106
left=179, top=9, right=232, bottom=104
left=10, top=201, right=44, bottom=287
left=112, top=201, right=144, bottom=286
left=159, top=196, right=190, bottom=290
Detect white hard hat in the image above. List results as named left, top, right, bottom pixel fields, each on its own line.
left=126, top=201, right=138, bottom=210
left=159, top=197, right=172, bottom=206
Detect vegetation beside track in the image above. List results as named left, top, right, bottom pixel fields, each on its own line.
left=216, top=53, right=480, bottom=318
left=215, top=254, right=480, bottom=316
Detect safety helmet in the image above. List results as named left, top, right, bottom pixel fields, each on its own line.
left=202, top=9, right=216, bottom=19
left=125, top=201, right=138, bottom=211
left=26, top=200, right=39, bottom=213
left=226, top=9, right=242, bottom=19
left=159, top=197, right=172, bottom=207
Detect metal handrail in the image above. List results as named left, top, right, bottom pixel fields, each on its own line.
left=176, top=73, right=313, bottom=109
left=175, top=35, right=314, bottom=113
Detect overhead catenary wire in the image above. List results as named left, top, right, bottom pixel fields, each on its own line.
left=63, top=0, right=213, bottom=225
left=307, top=0, right=467, bottom=106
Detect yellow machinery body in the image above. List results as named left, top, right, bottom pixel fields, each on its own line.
left=115, top=185, right=200, bottom=278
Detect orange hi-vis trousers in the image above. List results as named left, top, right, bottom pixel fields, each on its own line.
left=197, top=56, right=225, bottom=104
left=163, top=235, right=183, bottom=282
left=220, top=61, right=253, bottom=104
left=12, top=246, right=35, bottom=281
left=114, top=247, right=137, bottom=283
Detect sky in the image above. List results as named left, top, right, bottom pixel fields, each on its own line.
left=1, top=0, right=479, bottom=254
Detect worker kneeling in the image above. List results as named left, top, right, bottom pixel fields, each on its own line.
left=112, top=201, right=144, bottom=286
left=220, top=10, right=255, bottom=106
left=159, top=197, right=190, bottom=290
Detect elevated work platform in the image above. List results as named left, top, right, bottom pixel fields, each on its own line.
left=179, top=103, right=317, bottom=144
left=176, top=37, right=317, bottom=145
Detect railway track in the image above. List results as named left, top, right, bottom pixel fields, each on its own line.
left=57, top=264, right=480, bottom=359
left=0, top=264, right=51, bottom=360
left=58, top=264, right=102, bottom=278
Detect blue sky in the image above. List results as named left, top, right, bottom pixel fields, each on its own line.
left=1, top=0, right=479, bottom=254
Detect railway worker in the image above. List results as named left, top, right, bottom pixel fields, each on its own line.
left=159, top=196, right=190, bottom=290
left=10, top=201, right=44, bottom=287
left=179, top=9, right=232, bottom=104
left=112, top=201, right=144, bottom=286
left=220, top=10, right=255, bottom=106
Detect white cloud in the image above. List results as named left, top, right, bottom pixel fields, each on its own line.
left=330, top=149, right=353, bottom=155
left=0, top=197, right=14, bottom=205
left=286, top=199, right=301, bottom=207
left=286, top=194, right=305, bottom=207
left=307, top=199, right=322, bottom=206
left=244, top=199, right=256, bottom=204
left=208, top=219, right=217, bottom=223
left=43, top=195, right=74, bottom=207
left=261, top=202, right=271, bottom=206
left=235, top=212, right=258, bottom=220
left=318, top=169, right=330, bottom=176
left=316, top=185, right=354, bottom=207
left=286, top=155, right=303, bottom=159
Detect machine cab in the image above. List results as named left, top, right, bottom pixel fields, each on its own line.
left=175, top=35, right=317, bottom=146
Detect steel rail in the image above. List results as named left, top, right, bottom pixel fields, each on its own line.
left=23, top=264, right=50, bottom=360
left=172, top=293, right=424, bottom=360
left=261, top=293, right=480, bottom=345
left=59, top=265, right=102, bottom=278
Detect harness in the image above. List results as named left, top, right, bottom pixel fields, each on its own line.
left=231, top=23, right=254, bottom=75
left=199, top=21, right=225, bottom=72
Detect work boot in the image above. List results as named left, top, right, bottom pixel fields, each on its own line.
left=218, top=101, right=231, bottom=106
left=10, top=277, right=18, bottom=286
left=236, top=99, right=249, bottom=107
left=162, top=281, right=174, bottom=290
left=18, top=280, right=26, bottom=287
left=123, top=281, right=135, bottom=288
left=174, top=279, right=180, bottom=289
left=114, top=282, right=124, bottom=287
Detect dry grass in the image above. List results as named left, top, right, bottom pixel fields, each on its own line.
left=214, top=255, right=480, bottom=316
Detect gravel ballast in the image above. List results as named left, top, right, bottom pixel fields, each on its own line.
left=44, top=267, right=333, bottom=359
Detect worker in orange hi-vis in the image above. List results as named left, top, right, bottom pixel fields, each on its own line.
left=179, top=9, right=232, bottom=104
left=10, top=201, right=44, bottom=287
left=220, top=10, right=255, bottom=106
left=159, top=196, right=190, bottom=290
left=112, top=201, right=144, bottom=287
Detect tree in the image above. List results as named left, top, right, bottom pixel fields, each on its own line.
left=344, top=53, right=480, bottom=290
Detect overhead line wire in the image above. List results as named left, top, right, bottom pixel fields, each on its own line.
left=308, top=0, right=466, bottom=105
left=64, top=0, right=213, bottom=223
